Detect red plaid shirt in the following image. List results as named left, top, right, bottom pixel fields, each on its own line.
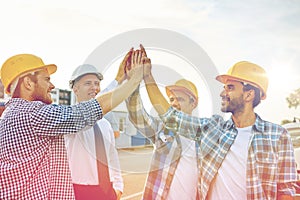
left=0, top=98, right=102, bottom=199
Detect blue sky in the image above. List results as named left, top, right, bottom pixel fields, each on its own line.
left=0, top=0, right=299, bottom=123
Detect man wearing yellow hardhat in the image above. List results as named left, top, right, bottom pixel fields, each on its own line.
left=0, top=51, right=144, bottom=199
left=122, top=45, right=200, bottom=200
left=143, top=59, right=297, bottom=200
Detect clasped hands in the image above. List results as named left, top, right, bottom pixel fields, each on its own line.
left=115, top=44, right=152, bottom=85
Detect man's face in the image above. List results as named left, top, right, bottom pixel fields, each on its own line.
left=168, top=90, right=196, bottom=114
left=32, top=70, right=55, bottom=104
left=73, top=74, right=100, bottom=102
left=220, top=80, right=246, bottom=114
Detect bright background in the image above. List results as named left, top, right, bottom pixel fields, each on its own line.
left=0, top=0, right=299, bottom=124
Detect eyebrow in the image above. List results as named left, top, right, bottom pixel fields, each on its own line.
left=224, top=84, right=235, bottom=88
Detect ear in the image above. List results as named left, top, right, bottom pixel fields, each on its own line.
left=244, top=90, right=254, bottom=101
left=73, top=85, right=78, bottom=93
left=22, top=76, right=34, bottom=91
left=191, top=98, right=198, bottom=109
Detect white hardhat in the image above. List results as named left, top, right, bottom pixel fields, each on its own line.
left=69, top=64, right=103, bottom=89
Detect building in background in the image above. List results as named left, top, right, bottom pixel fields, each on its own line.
left=283, top=122, right=300, bottom=174
left=50, top=88, right=72, bottom=105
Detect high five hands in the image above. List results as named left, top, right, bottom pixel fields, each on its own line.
left=116, top=44, right=152, bottom=84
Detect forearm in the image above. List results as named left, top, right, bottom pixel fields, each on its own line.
left=97, top=74, right=141, bottom=114
left=144, top=73, right=169, bottom=115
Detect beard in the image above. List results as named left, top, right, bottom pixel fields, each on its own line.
left=32, top=94, right=52, bottom=104
left=32, top=86, right=53, bottom=105
left=221, top=95, right=245, bottom=114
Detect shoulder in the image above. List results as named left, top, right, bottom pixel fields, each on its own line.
left=255, top=115, right=287, bottom=136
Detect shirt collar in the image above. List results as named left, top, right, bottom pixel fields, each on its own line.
left=227, top=113, right=265, bottom=134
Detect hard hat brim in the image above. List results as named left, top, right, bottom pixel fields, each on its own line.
left=165, top=85, right=198, bottom=102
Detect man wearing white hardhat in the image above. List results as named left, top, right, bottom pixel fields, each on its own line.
left=0, top=50, right=143, bottom=199
left=144, top=60, right=297, bottom=200
left=65, top=63, right=125, bottom=200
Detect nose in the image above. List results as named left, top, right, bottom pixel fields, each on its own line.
left=170, top=98, right=179, bottom=107
left=50, top=82, right=55, bottom=90
left=92, top=83, right=100, bottom=94
left=220, top=89, right=226, bottom=97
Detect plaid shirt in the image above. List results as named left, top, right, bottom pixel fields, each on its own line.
left=126, top=89, right=200, bottom=200
left=161, top=107, right=298, bottom=200
left=0, top=98, right=102, bottom=200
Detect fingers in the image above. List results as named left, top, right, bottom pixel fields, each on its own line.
left=140, top=44, right=147, bottom=57
left=131, top=50, right=143, bottom=68
left=122, top=45, right=150, bottom=81
left=125, top=48, right=133, bottom=71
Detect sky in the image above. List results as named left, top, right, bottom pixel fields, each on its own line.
left=0, top=0, right=299, bottom=124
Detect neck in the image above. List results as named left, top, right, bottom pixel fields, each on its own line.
left=232, top=110, right=256, bottom=128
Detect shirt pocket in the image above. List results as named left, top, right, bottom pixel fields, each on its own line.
left=255, top=151, right=278, bottom=183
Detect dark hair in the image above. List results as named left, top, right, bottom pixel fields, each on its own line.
left=242, top=83, right=261, bottom=108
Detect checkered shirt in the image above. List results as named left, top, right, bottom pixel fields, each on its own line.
left=126, top=89, right=200, bottom=200
left=0, top=98, right=102, bottom=200
left=161, top=107, right=298, bottom=200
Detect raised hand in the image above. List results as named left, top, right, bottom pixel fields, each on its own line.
left=115, top=48, right=133, bottom=84
left=127, top=50, right=144, bottom=82
left=140, top=44, right=152, bottom=79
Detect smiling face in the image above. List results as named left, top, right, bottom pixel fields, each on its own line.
left=168, top=90, right=196, bottom=114
left=31, top=69, right=55, bottom=104
left=220, top=80, right=246, bottom=114
left=73, top=74, right=101, bottom=102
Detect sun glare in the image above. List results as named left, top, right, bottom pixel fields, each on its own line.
left=268, top=65, right=299, bottom=92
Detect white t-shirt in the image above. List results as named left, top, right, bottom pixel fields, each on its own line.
left=65, top=80, right=123, bottom=192
left=208, top=126, right=252, bottom=200
left=167, top=135, right=198, bottom=200
left=64, top=119, right=123, bottom=192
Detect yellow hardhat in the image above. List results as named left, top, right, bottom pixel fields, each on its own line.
left=1, top=54, right=57, bottom=94
left=216, top=61, right=268, bottom=100
left=166, top=79, right=198, bottom=103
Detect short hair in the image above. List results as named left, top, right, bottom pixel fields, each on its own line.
left=242, top=83, right=261, bottom=108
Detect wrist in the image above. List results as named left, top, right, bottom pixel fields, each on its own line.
left=143, top=73, right=153, bottom=82
left=115, top=76, right=124, bottom=84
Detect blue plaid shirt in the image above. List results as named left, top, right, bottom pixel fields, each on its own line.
left=161, top=107, right=298, bottom=200
left=0, top=98, right=102, bottom=200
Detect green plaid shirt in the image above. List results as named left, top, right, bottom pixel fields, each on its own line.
left=161, top=107, right=298, bottom=199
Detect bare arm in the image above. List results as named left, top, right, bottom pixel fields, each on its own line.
left=143, top=57, right=170, bottom=115
left=96, top=50, right=143, bottom=114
